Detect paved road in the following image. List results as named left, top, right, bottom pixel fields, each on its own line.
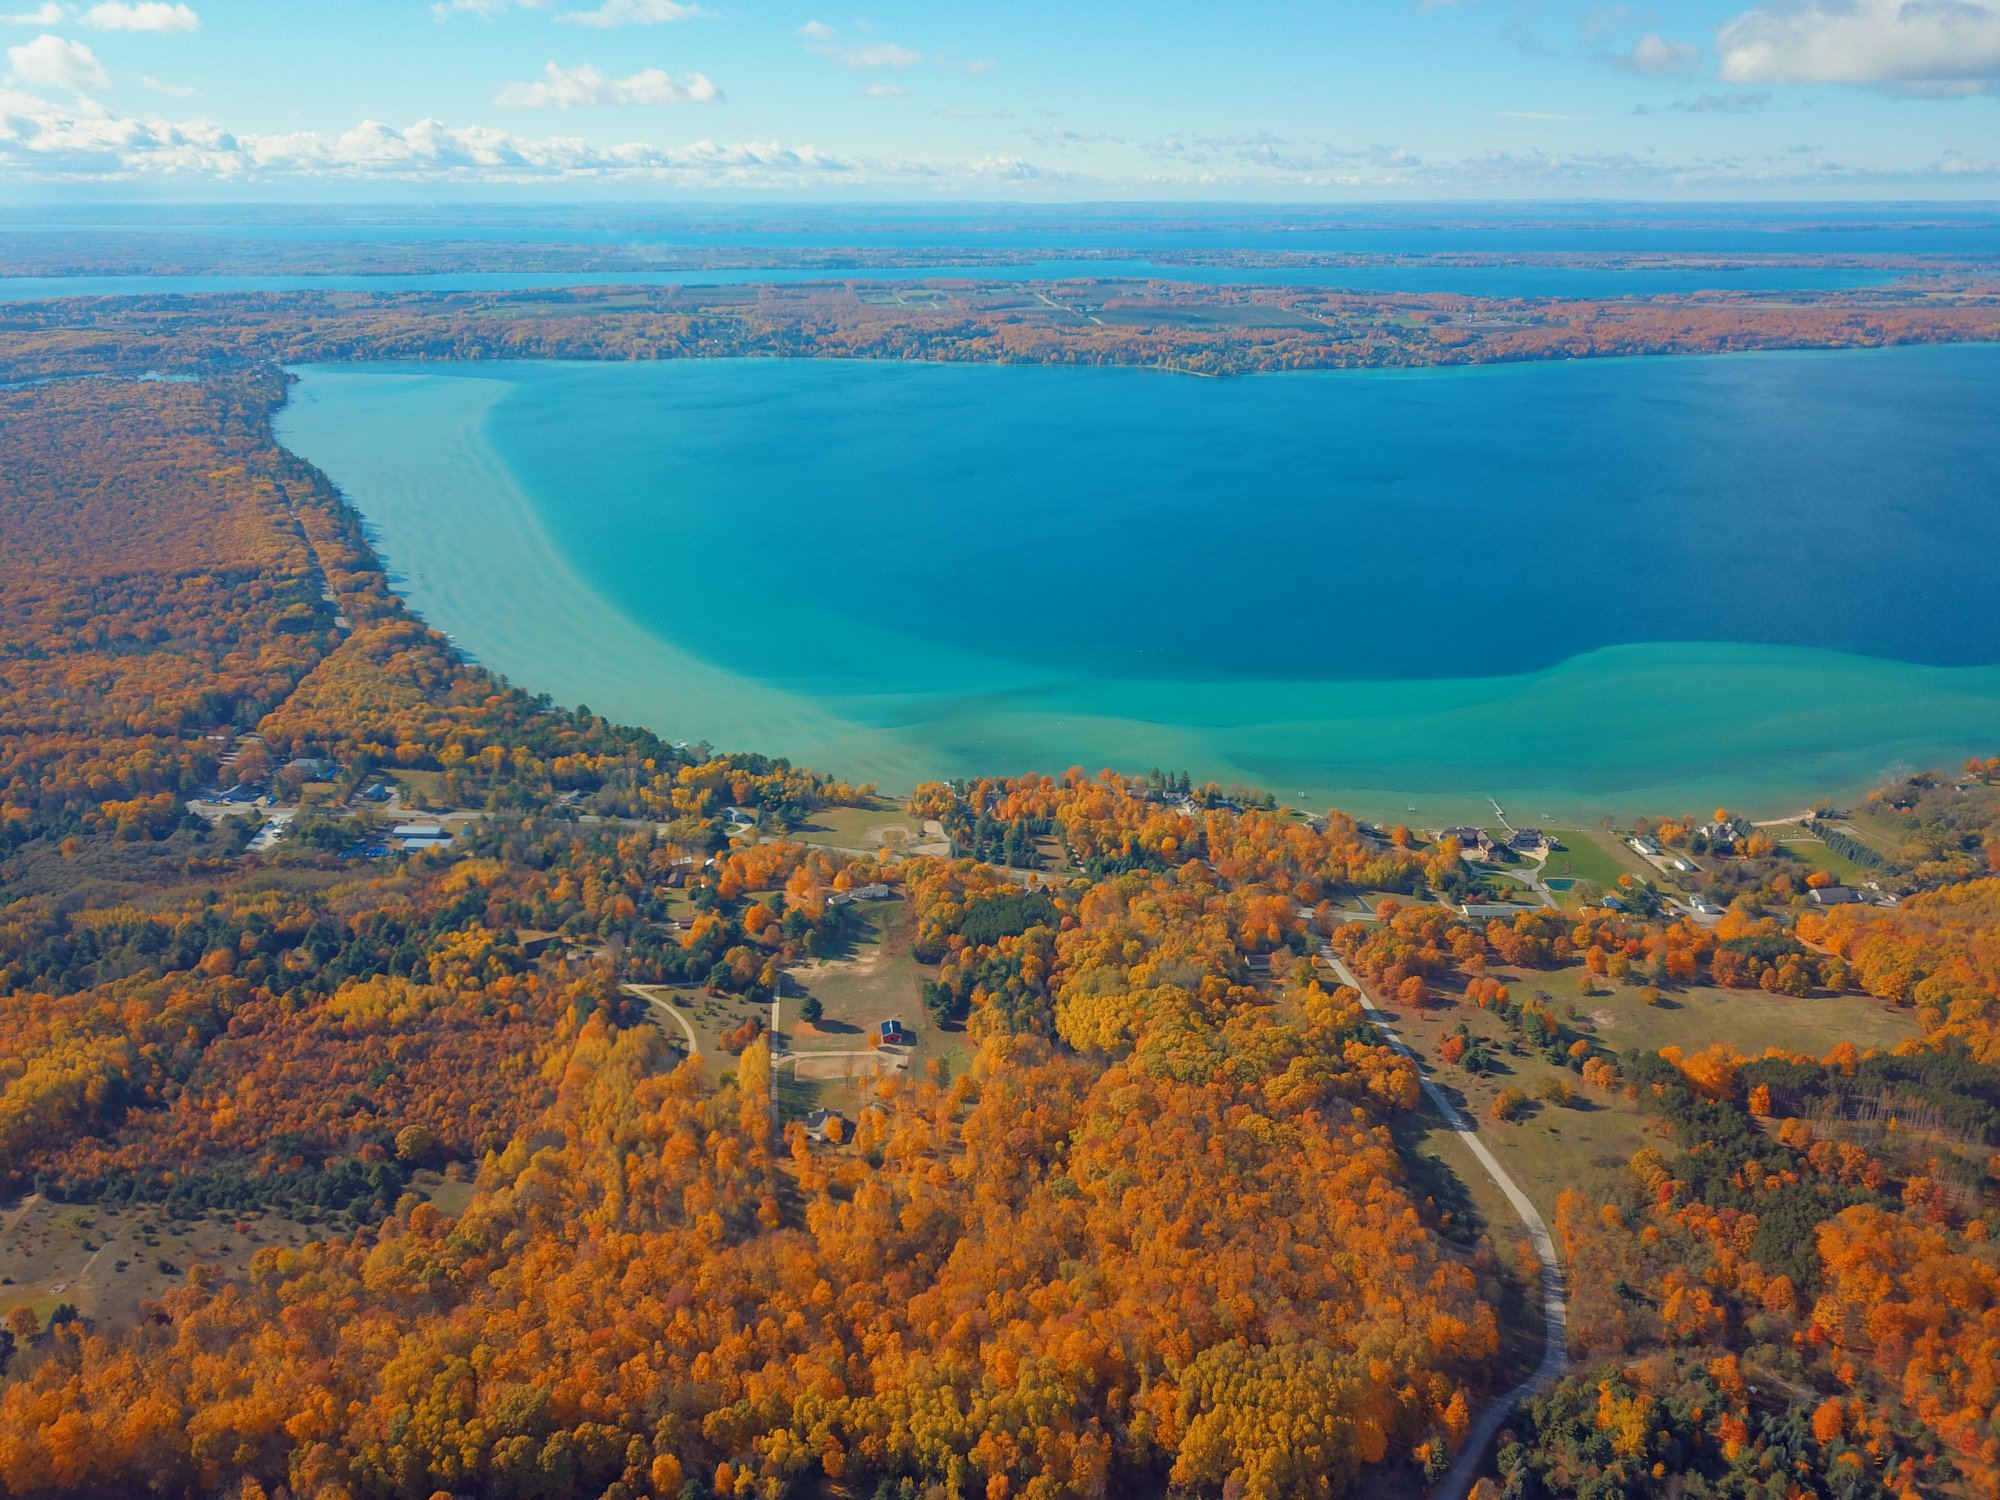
left=1322, top=954, right=1569, bottom=1500
left=621, top=984, right=698, bottom=1056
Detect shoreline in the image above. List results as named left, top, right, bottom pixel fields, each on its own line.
left=274, top=356, right=2000, bottom=824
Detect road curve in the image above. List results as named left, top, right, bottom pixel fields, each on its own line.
left=1321, top=953, right=1568, bottom=1500
left=621, top=984, right=699, bottom=1056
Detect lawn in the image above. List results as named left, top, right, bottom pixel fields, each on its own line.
left=1537, top=828, right=1642, bottom=896
left=778, top=897, right=969, bottom=1128
left=789, top=798, right=941, bottom=857
left=1825, top=809, right=1907, bottom=858
left=1773, top=831, right=1873, bottom=886
left=636, top=982, right=770, bottom=1084
left=390, top=769, right=451, bottom=809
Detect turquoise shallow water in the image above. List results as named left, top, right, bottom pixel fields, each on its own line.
left=275, top=351, right=2000, bottom=821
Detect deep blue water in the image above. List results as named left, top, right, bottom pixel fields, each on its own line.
left=276, top=346, right=2000, bottom=813
left=484, top=347, right=2000, bottom=685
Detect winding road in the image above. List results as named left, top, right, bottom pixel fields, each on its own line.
left=621, top=984, right=699, bottom=1056
left=1321, top=953, right=1569, bottom=1500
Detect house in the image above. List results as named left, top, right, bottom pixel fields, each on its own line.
left=1809, top=886, right=1858, bottom=906
left=1508, top=828, right=1552, bottom=855
left=1689, top=898, right=1724, bottom=917
left=1601, top=895, right=1628, bottom=912
left=878, top=1018, right=913, bottom=1047
left=724, top=805, right=757, bottom=825
left=804, top=1108, right=846, bottom=1144
left=851, top=883, right=893, bottom=901
left=1628, top=835, right=1663, bottom=857
left=286, top=756, right=336, bottom=779
left=1440, top=826, right=1498, bottom=860
left=1697, top=822, right=1738, bottom=851
left=391, top=824, right=446, bottom=841
left=1460, top=901, right=1524, bottom=921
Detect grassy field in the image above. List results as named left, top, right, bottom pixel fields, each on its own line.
left=1371, top=962, right=1919, bottom=1225
left=1380, top=988, right=1662, bottom=1222
left=778, top=897, right=968, bottom=1127
left=391, top=768, right=451, bottom=809
left=1537, top=828, right=1640, bottom=896
left=635, top=982, right=769, bottom=1083
left=789, top=798, right=939, bottom=856
left=1773, top=831, right=1873, bottom=886
left=1825, top=809, right=1907, bottom=858
left=1564, top=977, right=1918, bottom=1059
left=0, top=1169, right=469, bottom=1337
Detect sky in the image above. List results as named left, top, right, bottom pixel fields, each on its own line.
left=0, top=0, right=1997, bottom=198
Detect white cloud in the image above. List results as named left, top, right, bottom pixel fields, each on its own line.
left=969, top=154, right=1038, bottom=179
left=0, top=88, right=861, bottom=180
left=865, top=81, right=907, bottom=97
left=81, top=2, right=199, bottom=31
left=800, top=21, right=921, bottom=69
left=1600, top=32, right=1704, bottom=77
left=137, top=71, right=193, bottom=97
left=1718, top=0, right=2000, bottom=94
left=556, top=0, right=708, bottom=25
left=835, top=41, right=919, bottom=69
left=433, top=0, right=547, bottom=18
left=1, top=5, right=64, bottom=25
left=494, top=60, right=720, bottom=107
left=7, top=33, right=107, bottom=92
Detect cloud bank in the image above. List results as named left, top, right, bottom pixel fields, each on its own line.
left=493, top=61, right=720, bottom=108
left=1718, top=0, right=2000, bottom=94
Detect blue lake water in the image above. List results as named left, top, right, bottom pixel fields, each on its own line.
left=275, top=346, right=2000, bottom=820
left=11, top=200, right=2000, bottom=255
left=0, top=262, right=1912, bottom=300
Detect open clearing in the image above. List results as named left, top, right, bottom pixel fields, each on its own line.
left=779, top=896, right=966, bottom=1125
left=789, top=798, right=945, bottom=857
left=0, top=1169, right=469, bottom=1337
left=1537, top=829, right=1645, bottom=895
left=1371, top=963, right=1919, bottom=1224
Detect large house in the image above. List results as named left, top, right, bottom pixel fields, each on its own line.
left=1439, top=826, right=1499, bottom=861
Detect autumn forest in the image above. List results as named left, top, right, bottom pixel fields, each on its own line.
left=3, top=273, right=2000, bottom=1500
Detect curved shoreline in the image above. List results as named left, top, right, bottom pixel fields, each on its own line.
left=275, top=358, right=2000, bottom=822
